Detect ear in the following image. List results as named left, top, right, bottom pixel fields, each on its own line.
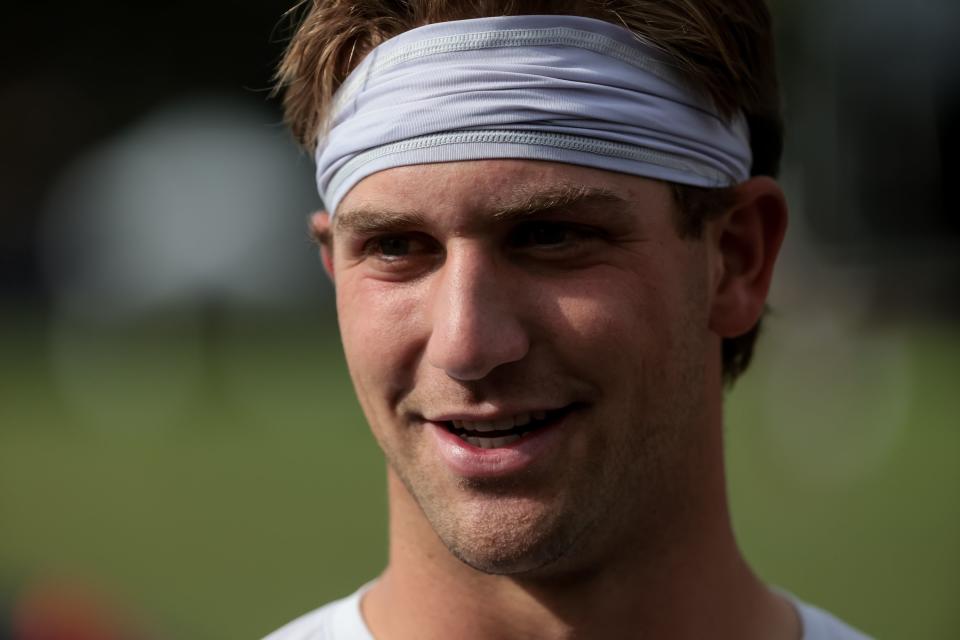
left=707, top=176, right=788, bottom=338
left=309, top=210, right=335, bottom=280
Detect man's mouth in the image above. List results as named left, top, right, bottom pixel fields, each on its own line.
left=440, top=407, right=572, bottom=449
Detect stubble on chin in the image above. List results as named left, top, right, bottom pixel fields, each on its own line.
left=385, top=453, right=584, bottom=575
left=378, top=328, right=708, bottom=581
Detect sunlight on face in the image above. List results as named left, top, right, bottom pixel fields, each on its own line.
left=332, top=160, right=717, bottom=575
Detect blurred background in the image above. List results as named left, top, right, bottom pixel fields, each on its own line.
left=0, top=1, right=957, bottom=638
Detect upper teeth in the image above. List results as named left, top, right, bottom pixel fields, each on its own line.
left=452, top=410, right=547, bottom=432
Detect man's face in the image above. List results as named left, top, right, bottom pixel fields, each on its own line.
left=330, top=160, right=718, bottom=575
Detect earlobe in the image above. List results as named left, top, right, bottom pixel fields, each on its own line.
left=707, top=176, right=788, bottom=338
left=309, top=210, right=335, bottom=280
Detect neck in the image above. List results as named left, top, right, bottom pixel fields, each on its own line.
left=366, top=485, right=795, bottom=639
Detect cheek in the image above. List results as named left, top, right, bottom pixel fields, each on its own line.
left=547, top=267, right=670, bottom=348
left=545, top=258, right=707, bottom=379
left=336, top=277, right=425, bottom=404
left=550, top=293, right=623, bottom=354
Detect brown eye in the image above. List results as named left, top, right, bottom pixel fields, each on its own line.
left=361, top=233, right=442, bottom=274
left=528, top=223, right=568, bottom=245
left=375, top=236, right=411, bottom=257
left=510, top=221, right=601, bottom=250
left=510, top=222, right=569, bottom=247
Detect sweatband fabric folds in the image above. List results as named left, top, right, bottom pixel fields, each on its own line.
left=315, top=15, right=752, bottom=216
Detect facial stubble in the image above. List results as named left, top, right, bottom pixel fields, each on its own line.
left=384, top=379, right=701, bottom=580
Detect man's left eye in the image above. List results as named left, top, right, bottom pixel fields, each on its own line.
left=509, top=222, right=594, bottom=249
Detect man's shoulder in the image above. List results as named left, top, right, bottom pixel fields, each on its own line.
left=791, top=595, right=873, bottom=640
left=263, top=586, right=374, bottom=640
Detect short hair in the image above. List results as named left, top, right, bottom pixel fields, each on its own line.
left=276, top=0, right=783, bottom=384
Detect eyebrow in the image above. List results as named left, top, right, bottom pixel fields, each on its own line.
left=334, top=208, right=429, bottom=235
left=333, top=183, right=633, bottom=234
left=492, top=184, right=630, bottom=222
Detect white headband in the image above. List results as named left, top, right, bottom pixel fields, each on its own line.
left=315, top=15, right=752, bottom=216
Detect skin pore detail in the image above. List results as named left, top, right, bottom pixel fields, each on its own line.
left=308, top=159, right=795, bottom=639
left=335, top=161, right=710, bottom=570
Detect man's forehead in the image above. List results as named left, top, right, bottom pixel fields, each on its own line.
left=333, top=159, right=665, bottom=232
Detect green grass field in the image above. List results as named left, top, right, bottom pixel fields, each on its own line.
left=1, top=310, right=957, bottom=638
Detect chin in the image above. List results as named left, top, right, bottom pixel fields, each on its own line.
left=446, top=537, right=569, bottom=576
left=428, top=493, right=593, bottom=577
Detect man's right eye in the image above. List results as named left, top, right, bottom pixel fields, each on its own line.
left=370, top=235, right=412, bottom=257
left=359, top=233, right=440, bottom=272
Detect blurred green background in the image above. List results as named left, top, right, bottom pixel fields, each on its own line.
left=1, top=313, right=958, bottom=638
left=2, top=1, right=958, bottom=638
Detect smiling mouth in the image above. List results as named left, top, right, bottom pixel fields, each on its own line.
left=441, top=406, right=574, bottom=449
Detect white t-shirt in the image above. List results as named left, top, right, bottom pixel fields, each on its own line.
left=264, top=584, right=872, bottom=640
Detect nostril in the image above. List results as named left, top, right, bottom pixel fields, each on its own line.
left=425, top=261, right=530, bottom=380
left=426, top=321, right=531, bottom=380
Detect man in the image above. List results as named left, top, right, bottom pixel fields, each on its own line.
left=267, top=1, right=871, bottom=638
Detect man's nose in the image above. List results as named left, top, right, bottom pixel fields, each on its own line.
left=425, top=245, right=530, bottom=381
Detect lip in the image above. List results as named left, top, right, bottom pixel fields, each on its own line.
left=426, top=409, right=573, bottom=479
left=425, top=407, right=556, bottom=423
